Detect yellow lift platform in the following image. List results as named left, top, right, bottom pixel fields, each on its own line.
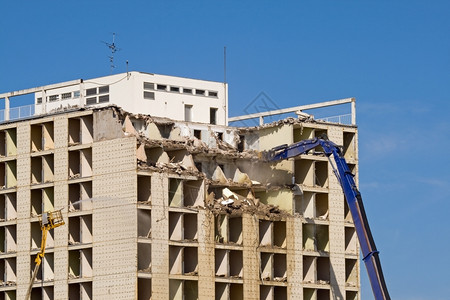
left=25, top=210, right=65, bottom=300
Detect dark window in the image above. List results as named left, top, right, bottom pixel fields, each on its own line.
left=37, top=97, right=42, bottom=104
left=210, top=108, right=218, bottom=125
left=170, top=86, right=180, bottom=92
left=209, top=91, right=218, bottom=97
left=98, top=95, right=109, bottom=103
left=143, top=91, right=155, bottom=100
left=194, top=130, right=201, bottom=139
left=238, top=135, right=245, bottom=152
left=48, top=95, right=59, bottom=102
left=86, top=88, right=97, bottom=96
left=144, top=82, right=155, bottom=90
left=183, top=88, right=192, bottom=94
left=62, top=93, right=71, bottom=99
left=98, top=86, right=109, bottom=94
left=157, top=84, right=167, bottom=91
left=196, top=89, right=205, bottom=96
left=86, top=97, right=97, bottom=105
left=217, top=132, right=223, bottom=141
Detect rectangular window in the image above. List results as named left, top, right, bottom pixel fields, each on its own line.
left=209, top=91, right=218, bottom=97
left=196, top=89, right=205, bottom=96
left=98, top=86, right=109, bottom=94
left=62, top=93, right=72, bottom=100
left=37, top=98, right=42, bottom=104
left=143, top=82, right=155, bottom=90
left=143, top=91, right=155, bottom=100
left=183, top=88, right=192, bottom=94
left=170, top=86, right=180, bottom=92
left=48, top=95, right=59, bottom=102
left=157, top=84, right=167, bottom=91
left=184, top=105, right=193, bottom=122
left=86, top=88, right=97, bottom=96
left=73, top=91, right=80, bottom=98
left=98, top=95, right=109, bottom=103
left=86, top=97, right=97, bottom=105
left=210, top=108, right=218, bottom=125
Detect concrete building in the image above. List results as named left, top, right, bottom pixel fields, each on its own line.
left=0, top=73, right=359, bottom=300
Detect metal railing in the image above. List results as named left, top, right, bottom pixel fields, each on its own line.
left=0, top=104, right=35, bottom=123
left=317, top=114, right=352, bottom=125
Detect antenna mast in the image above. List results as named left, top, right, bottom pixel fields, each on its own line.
left=102, top=33, right=121, bottom=73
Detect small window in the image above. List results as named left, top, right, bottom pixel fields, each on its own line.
left=217, top=132, right=223, bottom=141
left=48, top=95, right=59, bottom=102
left=209, top=91, right=218, bottom=97
left=183, top=88, right=192, bottom=94
left=210, top=108, right=218, bottom=125
left=73, top=91, right=80, bottom=98
left=184, top=105, right=193, bottom=122
left=98, top=95, right=109, bottom=103
left=37, top=97, right=42, bottom=104
left=144, top=82, right=155, bottom=90
left=194, top=130, right=201, bottom=139
left=98, top=86, right=109, bottom=94
left=62, top=92, right=72, bottom=99
left=86, top=88, right=97, bottom=96
left=86, top=97, right=97, bottom=105
left=170, top=86, right=180, bottom=92
left=143, top=91, right=155, bottom=100
left=196, top=89, right=205, bottom=96
left=157, top=84, right=167, bottom=91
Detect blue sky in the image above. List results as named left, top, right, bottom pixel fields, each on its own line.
left=1, top=1, right=449, bottom=298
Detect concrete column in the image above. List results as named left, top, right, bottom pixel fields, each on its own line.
left=351, top=98, right=356, bottom=125
left=41, top=88, right=47, bottom=115
left=80, top=82, right=85, bottom=108
left=327, top=127, right=347, bottom=300
left=4, top=96, right=9, bottom=121
left=197, top=209, right=215, bottom=299
left=53, top=116, right=69, bottom=299
left=151, top=173, right=170, bottom=299
left=287, top=216, right=303, bottom=298
left=242, top=214, right=259, bottom=300
left=15, top=122, right=31, bottom=299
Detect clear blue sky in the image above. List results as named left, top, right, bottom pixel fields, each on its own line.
left=1, top=1, right=449, bottom=299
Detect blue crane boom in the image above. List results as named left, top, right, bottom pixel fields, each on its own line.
left=262, top=137, right=390, bottom=300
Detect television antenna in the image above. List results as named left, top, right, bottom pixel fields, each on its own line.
left=102, top=33, right=121, bottom=73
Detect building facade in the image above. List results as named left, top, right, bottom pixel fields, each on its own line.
left=0, top=74, right=359, bottom=300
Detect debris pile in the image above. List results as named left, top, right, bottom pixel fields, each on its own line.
left=207, top=188, right=289, bottom=219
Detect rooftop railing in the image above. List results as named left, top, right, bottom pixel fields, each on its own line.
left=228, top=97, right=356, bottom=126
left=317, top=113, right=352, bottom=125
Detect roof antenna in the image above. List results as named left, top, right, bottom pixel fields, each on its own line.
left=102, top=33, right=121, bottom=73
left=126, top=60, right=130, bottom=79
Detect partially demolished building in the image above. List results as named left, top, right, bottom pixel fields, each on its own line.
left=0, top=72, right=359, bottom=300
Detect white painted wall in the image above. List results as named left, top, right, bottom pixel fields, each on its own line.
left=34, top=72, right=228, bottom=125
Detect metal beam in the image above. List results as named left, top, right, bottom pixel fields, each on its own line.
left=228, top=97, right=354, bottom=123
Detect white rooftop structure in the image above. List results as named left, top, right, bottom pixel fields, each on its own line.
left=0, top=72, right=228, bottom=125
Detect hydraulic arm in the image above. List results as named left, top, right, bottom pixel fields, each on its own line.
left=262, top=137, right=390, bottom=300
left=25, top=210, right=65, bottom=300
